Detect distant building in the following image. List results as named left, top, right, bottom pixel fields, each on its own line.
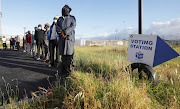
left=75, top=39, right=86, bottom=46
left=75, top=39, right=129, bottom=46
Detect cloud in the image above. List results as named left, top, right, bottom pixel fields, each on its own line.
left=146, top=18, right=180, bottom=39
left=82, top=18, right=180, bottom=40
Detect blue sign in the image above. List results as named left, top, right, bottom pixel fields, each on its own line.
left=153, top=36, right=179, bottom=67
left=127, top=34, right=179, bottom=67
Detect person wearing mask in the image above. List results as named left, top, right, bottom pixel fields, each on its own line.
left=16, top=35, right=21, bottom=50
left=26, top=31, right=32, bottom=53
left=56, top=5, right=76, bottom=79
left=37, top=24, right=45, bottom=60
left=2, top=36, right=7, bottom=49
left=44, top=23, right=50, bottom=62
left=48, top=15, right=60, bottom=68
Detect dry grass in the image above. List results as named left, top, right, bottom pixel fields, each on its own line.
left=10, top=45, right=180, bottom=109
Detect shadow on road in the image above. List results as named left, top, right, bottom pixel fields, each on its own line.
left=0, top=49, right=58, bottom=105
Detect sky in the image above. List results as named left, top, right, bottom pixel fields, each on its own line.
left=1, top=0, right=180, bottom=39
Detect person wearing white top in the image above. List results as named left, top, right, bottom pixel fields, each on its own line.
left=2, top=36, right=7, bottom=49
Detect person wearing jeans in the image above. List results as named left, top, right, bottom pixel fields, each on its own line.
left=26, top=31, right=32, bottom=53
left=32, top=27, right=38, bottom=57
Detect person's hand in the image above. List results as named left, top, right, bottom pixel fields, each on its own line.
left=61, top=32, right=66, bottom=38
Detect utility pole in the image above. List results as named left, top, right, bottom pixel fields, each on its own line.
left=115, top=31, right=116, bottom=40
left=123, top=21, right=125, bottom=38
left=24, top=27, right=26, bottom=36
left=139, top=0, right=143, bottom=34
left=115, top=29, right=118, bottom=40
left=0, top=0, right=2, bottom=36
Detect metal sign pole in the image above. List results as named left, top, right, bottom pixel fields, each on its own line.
left=126, top=0, right=159, bottom=86
left=139, top=0, right=142, bottom=34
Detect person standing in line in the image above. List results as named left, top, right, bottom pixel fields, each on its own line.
left=14, top=37, right=17, bottom=49
left=10, top=36, right=13, bottom=49
left=33, top=27, right=38, bottom=58
left=23, top=34, right=27, bottom=52
left=2, top=36, right=7, bottom=49
left=56, top=5, right=76, bottom=79
left=12, top=37, right=15, bottom=50
left=48, top=15, right=60, bottom=68
left=16, top=35, right=21, bottom=50
left=36, top=24, right=45, bottom=60
left=26, top=31, right=32, bottom=53
left=44, top=23, right=50, bottom=62
left=30, top=31, right=35, bottom=56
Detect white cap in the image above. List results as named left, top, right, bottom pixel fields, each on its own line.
left=54, top=15, right=60, bottom=19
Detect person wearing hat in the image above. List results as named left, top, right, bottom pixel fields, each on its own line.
left=2, top=36, right=7, bottom=49
left=44, top=23, right=50, bottom=62
left=56, top=5, right=76, bottom=79
left=37, top=24, right=45, bottom=60
left=48, top=15, right=60, bottom=68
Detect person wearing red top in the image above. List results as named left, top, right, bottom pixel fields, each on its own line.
left=26, top=31, right=32, bottom=53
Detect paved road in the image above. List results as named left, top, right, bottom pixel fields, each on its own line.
left=0, top=49, right=57, bottom=104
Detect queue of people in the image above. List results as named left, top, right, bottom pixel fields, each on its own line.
left=23, top=5, right=76, bottom=80
left=1, top=5, right=76, bottom=81
left=1, top=35, right=21, bottom=50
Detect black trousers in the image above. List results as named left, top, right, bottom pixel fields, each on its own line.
left=49, top=40, right=60, bottom=66
left=3, top=43, right=7, bottom=49
left=37, top=43, right=45, bottom=59
left=16, top=42, right=20, bottom=50
left=60, top=55, right=73, bottom=79
left=44, top=44, right=49, bottom=60
left=10, top=44, right=13, bottom=49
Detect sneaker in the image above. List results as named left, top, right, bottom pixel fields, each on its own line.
left=48, top=64, right=51, bottom=68
left=36, top=58, right=40, bottom=60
